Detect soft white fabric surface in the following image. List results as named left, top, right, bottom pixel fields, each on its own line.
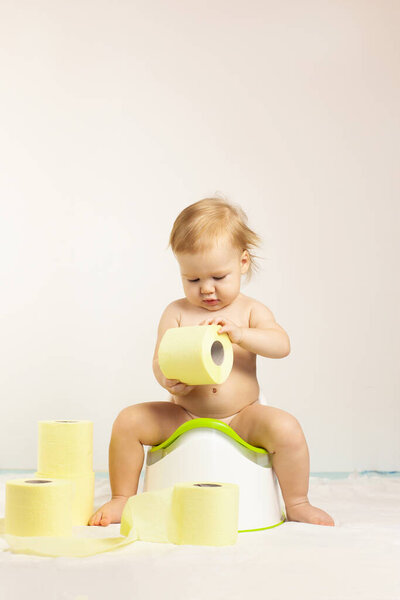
left=1, top=471, right=399, bottom=600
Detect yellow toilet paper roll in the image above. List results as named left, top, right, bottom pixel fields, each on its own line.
left=3, top=481, right=239, bottom=557
left=123, top=482, right=239, bottom=546
left=158, top=325, right=234, bottom=385
left=169, top=482, right=239, bottom=546
left=35, top=471, right=95, bottom=526
left=37, top=420, right=93, bottom=476
left=5, top=478, right=73, bottom=537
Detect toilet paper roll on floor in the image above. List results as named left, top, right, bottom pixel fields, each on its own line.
left=5, top=478, right=73, bottom=537
left=34, top=471, right=95, bottom=526
left=4, top=481, right=239, bottom=557
left=122, top=482, right=239, bottom=546
left=158, top=325, right=234, bottom=385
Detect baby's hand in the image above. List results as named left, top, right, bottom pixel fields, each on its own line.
left=164, top=378, right=195, bottom=396
left=199, top=318, right=244, bottom=345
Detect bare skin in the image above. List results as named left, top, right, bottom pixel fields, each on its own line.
left=89, top=242, right=334, bottom=527
left=89, top=401, right=193, bottom=526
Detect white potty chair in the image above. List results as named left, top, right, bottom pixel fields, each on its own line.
left=144, top=418, right=285, bottom=532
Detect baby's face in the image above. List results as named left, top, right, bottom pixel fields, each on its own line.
left=176, top=240, right=249, bottom=311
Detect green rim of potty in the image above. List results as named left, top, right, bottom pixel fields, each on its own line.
left=150, top=418, right=268, bottom=454
left=239, top=517, right=286, bottom=533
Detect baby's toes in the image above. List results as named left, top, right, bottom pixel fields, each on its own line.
left=319, top=512, right=335, bottom=526
left=89, top=510, right=102, bottom=526
left=100, top=513, right=111, bottom=527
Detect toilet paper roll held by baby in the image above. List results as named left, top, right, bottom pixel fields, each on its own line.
left=158, top=325, right=233, bottom=385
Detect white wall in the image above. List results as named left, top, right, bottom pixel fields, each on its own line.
left=1, top=0, right=399, bottom=472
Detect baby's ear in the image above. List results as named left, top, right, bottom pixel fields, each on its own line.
left=240, top=250, right=250, bottom=273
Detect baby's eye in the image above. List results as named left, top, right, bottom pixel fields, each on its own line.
left=188, top=279, right=199, bottom=283
left=213, top=276, right=226, bottom=280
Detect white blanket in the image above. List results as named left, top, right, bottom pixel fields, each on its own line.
left=1, top=471, right=399, bottom=600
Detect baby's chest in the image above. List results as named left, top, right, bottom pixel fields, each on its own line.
left=180, top=303, right=256, bottom=369
left=180, top=306, right=251, bottom=328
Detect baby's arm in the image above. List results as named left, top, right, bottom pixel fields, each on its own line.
left=201, top=300, right=290, bottom=359
left=152, top=302, right=195, bottom=396
left=244, top=301, right=290, bottom=358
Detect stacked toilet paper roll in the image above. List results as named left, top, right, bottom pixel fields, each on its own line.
left=4, top=481, right=239, bottom=556
left=158, top=325, right=234, bottom=385
left=34, top=420, right=94, bottom=526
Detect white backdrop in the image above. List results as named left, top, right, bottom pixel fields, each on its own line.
left=1, top=0, right=399, bottom=472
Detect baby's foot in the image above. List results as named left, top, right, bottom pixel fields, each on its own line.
left=88, top=496, right=129, bottom=526
left=286, top=500, right=335, bottom=526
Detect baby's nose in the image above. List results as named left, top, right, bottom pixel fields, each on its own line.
left=201, top=281, right=215, bottom=294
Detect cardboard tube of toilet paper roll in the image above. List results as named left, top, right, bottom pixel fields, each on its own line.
left=158, top=325, right=234, bottom=385
left=5, top=478, right=73, bottom=537
left=3, top=481, right=239, bottom=557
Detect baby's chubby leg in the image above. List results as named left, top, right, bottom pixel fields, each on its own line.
left=230, top=404, right=334, bottom=526
left=89, top=402, right=191, bottom=526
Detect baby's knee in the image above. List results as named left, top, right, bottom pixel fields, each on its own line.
left=271, top=410, right=305, bottom=447
left=111, top=402, right=175, bottom=445
left=112, top=404, right=144, bottom=436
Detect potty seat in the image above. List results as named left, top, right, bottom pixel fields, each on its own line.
left=143, top=418, right=285, bottom=532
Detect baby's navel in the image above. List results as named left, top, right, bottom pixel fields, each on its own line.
left=212, top=388, right=217, bottom=393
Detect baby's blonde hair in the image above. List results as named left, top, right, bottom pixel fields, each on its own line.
left=168, top=197, right=262, bottom=282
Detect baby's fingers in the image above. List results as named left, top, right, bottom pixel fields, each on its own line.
left=170, top=382, right=188, bottom=394
left=180, top=385, right=195, bottom=396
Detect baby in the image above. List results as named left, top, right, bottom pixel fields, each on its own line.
left=89, top=197, right=334, bottom=527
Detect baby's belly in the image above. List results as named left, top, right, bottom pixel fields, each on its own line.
left=171, top=370, right=260, bottom=418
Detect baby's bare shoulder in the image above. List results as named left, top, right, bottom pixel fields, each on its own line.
left=165, top=297, right=193, bottom=325
left=238, top=292, right=256, bottom=307
left=237, top=293, right=265, bottom=314
left=228, top=293, right=257, bottom=326
left=249, top=299, right=283, bottom=331
left=174, top=297, right=189, bottom=308
left=236, top=294, right=275, bottom=325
